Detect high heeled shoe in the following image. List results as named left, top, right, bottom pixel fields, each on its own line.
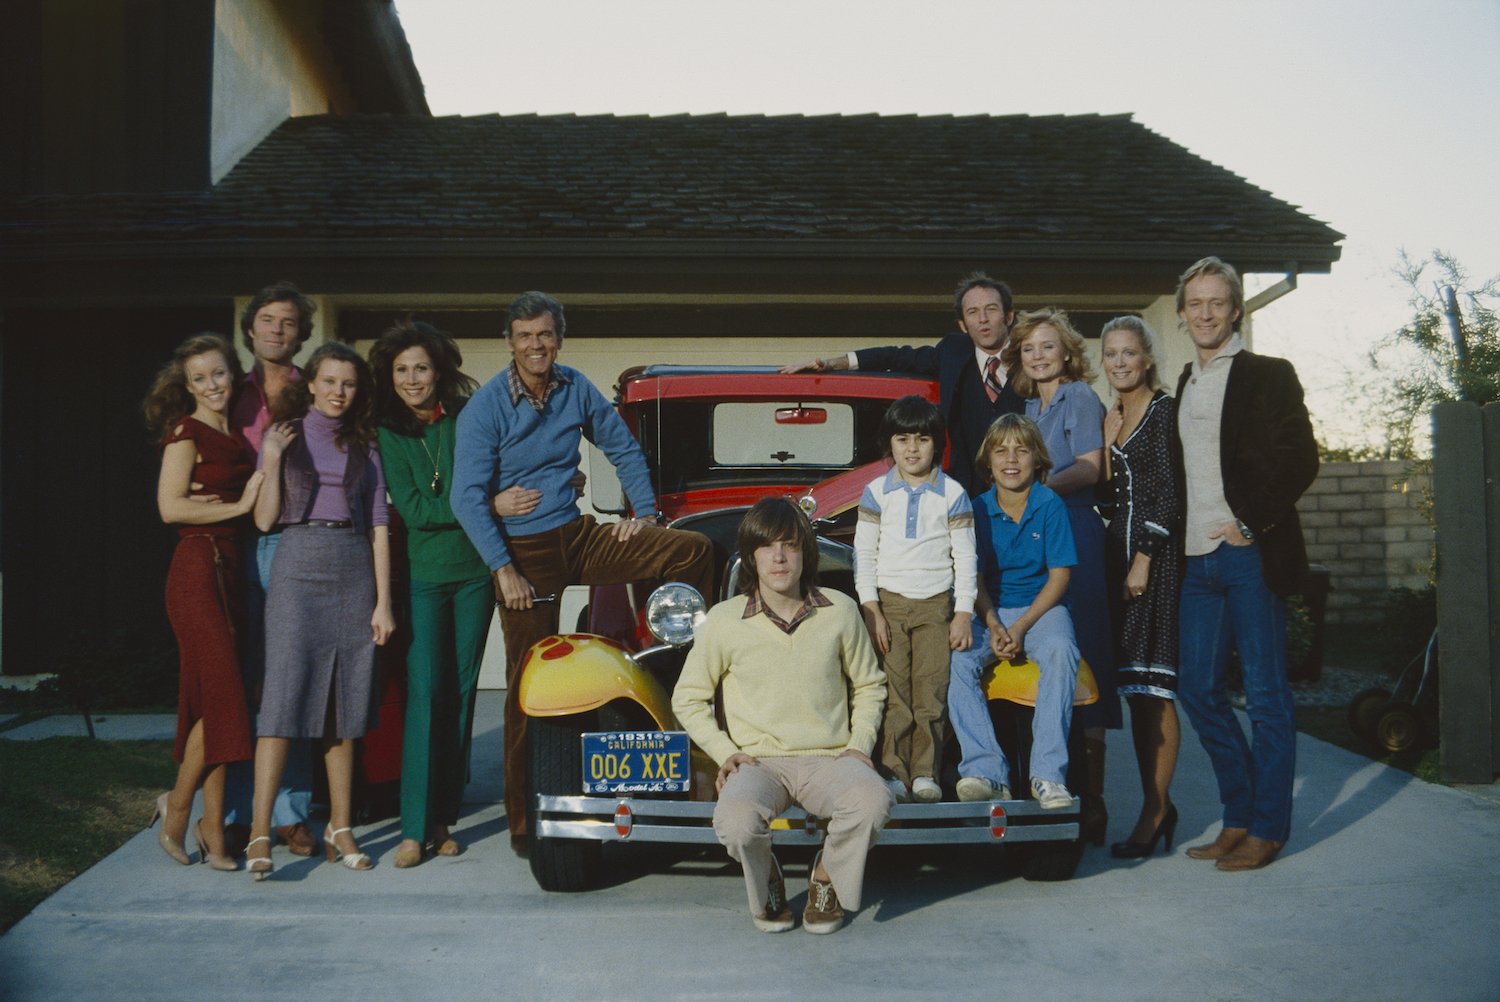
left=246, top=835, right=274, bottom=881
left=324, top=826, right=372, bottom=871
left=1110, top=804, right=1178, bottom=859
left=194, top=819, right=239, bottom=871
left=149, top=793, right=191, bottom=866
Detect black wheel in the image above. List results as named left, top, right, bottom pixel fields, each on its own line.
left=574, top=604, right=590, bottom=632
left=1347, top=687, right=1391, bottom=744
left=1017, top=839, right=1083, bottom=882
left=528, top=714, right=604, bottom=892
left=1374, top=701, right=1425, bottom=754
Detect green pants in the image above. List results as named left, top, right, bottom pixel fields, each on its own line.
left=400, top=574, right=491, bottom=843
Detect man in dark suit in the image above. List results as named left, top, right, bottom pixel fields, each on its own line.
left=1172, top=256, right=1318, bottom=871
left=781, top=272, right=1025, bottom=494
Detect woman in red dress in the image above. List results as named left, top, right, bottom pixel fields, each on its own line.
left=143, top=334, right=265, bottom=870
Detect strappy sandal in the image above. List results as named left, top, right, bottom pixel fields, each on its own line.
left=246, top=835, right=274, bottom=881
left=323, top=826, right=372, bottom=871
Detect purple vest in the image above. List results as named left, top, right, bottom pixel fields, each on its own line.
left=277, top=420, right=374, bottom=534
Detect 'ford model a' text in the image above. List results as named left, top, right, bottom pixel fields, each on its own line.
left=518, top=366, right=1092, bottom=891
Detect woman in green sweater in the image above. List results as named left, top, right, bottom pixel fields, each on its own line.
left=370, top=321, right=490, bottom=868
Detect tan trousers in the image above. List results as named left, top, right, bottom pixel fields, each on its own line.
left=499, top=516, right=714, bottom=837
left=877, top=589, right=952, bottom=785
left=713, top=756, right=892, bottom=914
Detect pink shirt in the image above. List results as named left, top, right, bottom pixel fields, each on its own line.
left=231, top=365, right=301, bottom=455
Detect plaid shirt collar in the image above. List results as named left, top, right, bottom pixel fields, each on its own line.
left=506, top=362, right=570, bottom=413
left=743, top=586, right=831, bottom=635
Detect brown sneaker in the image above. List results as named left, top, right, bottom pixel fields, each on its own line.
left=753, top=855, right=795, bottom=933
left=803, top=852, right=844, bottom=934
left=274, top=823, right=318, bottom=858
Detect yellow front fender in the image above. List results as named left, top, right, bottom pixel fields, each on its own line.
left=516, top=634, right=676, bottom=729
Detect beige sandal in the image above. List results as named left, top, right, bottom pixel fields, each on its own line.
left=323, top=826, right=372, bottom=870
left=246, top=835, right=274, bottom=881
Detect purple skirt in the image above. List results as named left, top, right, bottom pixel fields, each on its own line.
left=258, top=524, right=379, bottom=739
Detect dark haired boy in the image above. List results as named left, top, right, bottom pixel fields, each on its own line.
left=672, top=498, right=890, bottom=934
left=853, top=396, right=976, bottom=803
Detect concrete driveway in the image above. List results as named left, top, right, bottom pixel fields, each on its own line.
left=2, top=691, right=1496, bottom=1001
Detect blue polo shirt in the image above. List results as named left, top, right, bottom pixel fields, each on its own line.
left=974, top=481, right=1077, bottom=609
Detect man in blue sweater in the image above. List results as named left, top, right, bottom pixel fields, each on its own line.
left=453, top=291, right=714, bottom=851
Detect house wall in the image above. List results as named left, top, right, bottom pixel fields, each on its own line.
left=1298, top=460, right=1433, bottom=624
left=211, top=0, right=350, bottom=183
left=1, top=0, right=216, bottom=193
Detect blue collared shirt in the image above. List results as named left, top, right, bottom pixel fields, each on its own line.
left=974, top=481, right=1077, bottom=609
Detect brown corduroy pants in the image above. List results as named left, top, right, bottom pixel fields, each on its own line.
left=497, top=515, right=714, bottom=838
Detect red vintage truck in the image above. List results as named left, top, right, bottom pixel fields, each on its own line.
left=517, top=365, right=1092, bottom=891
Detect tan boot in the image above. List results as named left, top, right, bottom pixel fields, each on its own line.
left=1186, top=826, right=1248, bottom=860
left=1216, top=835, right=1284, bottom=871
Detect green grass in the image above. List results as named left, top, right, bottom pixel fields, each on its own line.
left=0, top=738, right=177, bottom=933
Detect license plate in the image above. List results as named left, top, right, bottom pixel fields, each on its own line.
left=581, top=730, right=691, bottom=794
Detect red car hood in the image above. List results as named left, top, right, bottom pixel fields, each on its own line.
left=658, top=460, right=893, bottom=522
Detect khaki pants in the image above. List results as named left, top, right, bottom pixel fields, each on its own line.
left=499, top=516, right=714, bottom=837
left=713, top=756, right=892, bottom=914
left=877, top=589, right=952, bottom=785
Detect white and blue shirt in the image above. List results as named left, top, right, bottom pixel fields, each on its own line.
left=853, top=466, right=977, bottom=614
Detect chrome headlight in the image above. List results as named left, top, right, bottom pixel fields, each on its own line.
left=645, top=582, right=706, bottom=647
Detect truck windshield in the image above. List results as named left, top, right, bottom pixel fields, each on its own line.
left=638, top=398, right=894, bottom=494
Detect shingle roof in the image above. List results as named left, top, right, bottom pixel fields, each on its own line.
left=2, top=112, right=1341, bottom=259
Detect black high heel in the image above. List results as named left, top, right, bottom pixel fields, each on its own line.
left=1110, top=804, right=1178, bottom=859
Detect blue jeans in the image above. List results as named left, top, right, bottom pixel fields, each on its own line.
left=223, top=531, right=313, bottom=827
left=948, top=605, right=1078, bottom=788
left=1177, top=542, right=1295, bottom=843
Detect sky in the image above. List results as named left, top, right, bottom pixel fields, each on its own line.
left=394, top=0, right=1500, bottom=452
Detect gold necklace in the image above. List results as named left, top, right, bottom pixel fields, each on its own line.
left=418, top=419, right=443, bottom=495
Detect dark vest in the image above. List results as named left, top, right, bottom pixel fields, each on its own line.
left=948, top=359, right=1025, bottom=496
left=277, top=419, right=374, bottom=534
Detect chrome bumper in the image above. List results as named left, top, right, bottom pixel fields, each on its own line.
left=534, top=795, right=1079, bottom=845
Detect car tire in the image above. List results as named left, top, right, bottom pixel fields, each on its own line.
left=1016, top=839, right=1083, bottom=882
left=1347, top=686, right=1391, bottom=744
left=1374, top=700, right=1425, bottom=754
left=528, top=714, right=604, bottom=892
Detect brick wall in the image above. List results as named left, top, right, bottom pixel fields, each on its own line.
left=1297, top=460, right=1434, bottom=623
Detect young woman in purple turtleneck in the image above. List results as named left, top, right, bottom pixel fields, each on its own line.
left=245, top=342, right=395, bottom=879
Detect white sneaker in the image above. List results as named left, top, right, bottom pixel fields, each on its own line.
left=956, top=776, right=1011, bottom=802
left=910, top=776, right=942, bottom=803
left=884, top=777, right=910, bottom=803
left=1031, top=776, right=1074, bottom=810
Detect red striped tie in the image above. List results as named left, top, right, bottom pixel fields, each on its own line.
left=984, top=356, right=1002, bottom=403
